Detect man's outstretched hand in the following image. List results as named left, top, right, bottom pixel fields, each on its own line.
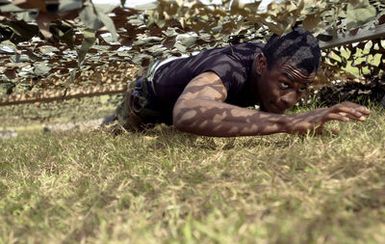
left=285, top=102, right=371, bottom=135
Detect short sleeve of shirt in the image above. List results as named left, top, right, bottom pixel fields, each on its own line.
left=192, top=53, right=247, bottom=96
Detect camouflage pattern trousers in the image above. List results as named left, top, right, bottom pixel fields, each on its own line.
left=115, top=58, right=181, bottom=132
left=115, top=76, right=163, bottom=132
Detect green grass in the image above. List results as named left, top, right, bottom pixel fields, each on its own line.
left=1, top=107, right=385, bottom=243
left=0, top=95, right=120, bottom=129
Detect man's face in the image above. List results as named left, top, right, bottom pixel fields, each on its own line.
left=256, top=61, right=315, bottom=114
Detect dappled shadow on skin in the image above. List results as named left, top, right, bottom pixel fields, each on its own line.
left=175, top=98, right=346, bottom=137
left=174, top=76, right=326, bottom=137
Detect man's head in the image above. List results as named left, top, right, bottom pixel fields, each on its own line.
left=254, top=27, right=321, bottom=113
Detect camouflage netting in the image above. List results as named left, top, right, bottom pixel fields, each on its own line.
left=317, top=37, right=385, bottom=107
left=0, top=0, right=385, bottom=106
left=318, top=77, right=385, bottom=107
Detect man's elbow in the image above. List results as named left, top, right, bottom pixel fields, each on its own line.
left=172, top=101, right=195, bottom=132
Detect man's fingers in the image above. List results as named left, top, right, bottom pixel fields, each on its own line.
left=337, top=112, right=366, bottom=121
left=339, top=102, right=371, bottom=113
left=356, top=106, right=371, bottom=115
left=327, top=112, right=351, bottom=122
left=331, top=104, right=370, bottom=120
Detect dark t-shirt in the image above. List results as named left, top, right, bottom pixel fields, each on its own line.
left=147, top=42, right=264, bottom=124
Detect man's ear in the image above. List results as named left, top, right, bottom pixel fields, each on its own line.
left=255, top=53, right=267, bottom=75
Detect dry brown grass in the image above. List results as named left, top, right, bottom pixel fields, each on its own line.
left=0, top=106, right=385, bottom=243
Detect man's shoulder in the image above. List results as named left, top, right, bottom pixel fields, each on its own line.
left=196, top=41, right=264, bottom=57
left=231, top=41, right=264, bottom=50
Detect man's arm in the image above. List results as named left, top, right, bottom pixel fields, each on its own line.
left=172, top=72, right=370, bottom=137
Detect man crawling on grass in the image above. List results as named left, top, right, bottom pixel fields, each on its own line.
left=106, top=27, right=370, bottom=136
